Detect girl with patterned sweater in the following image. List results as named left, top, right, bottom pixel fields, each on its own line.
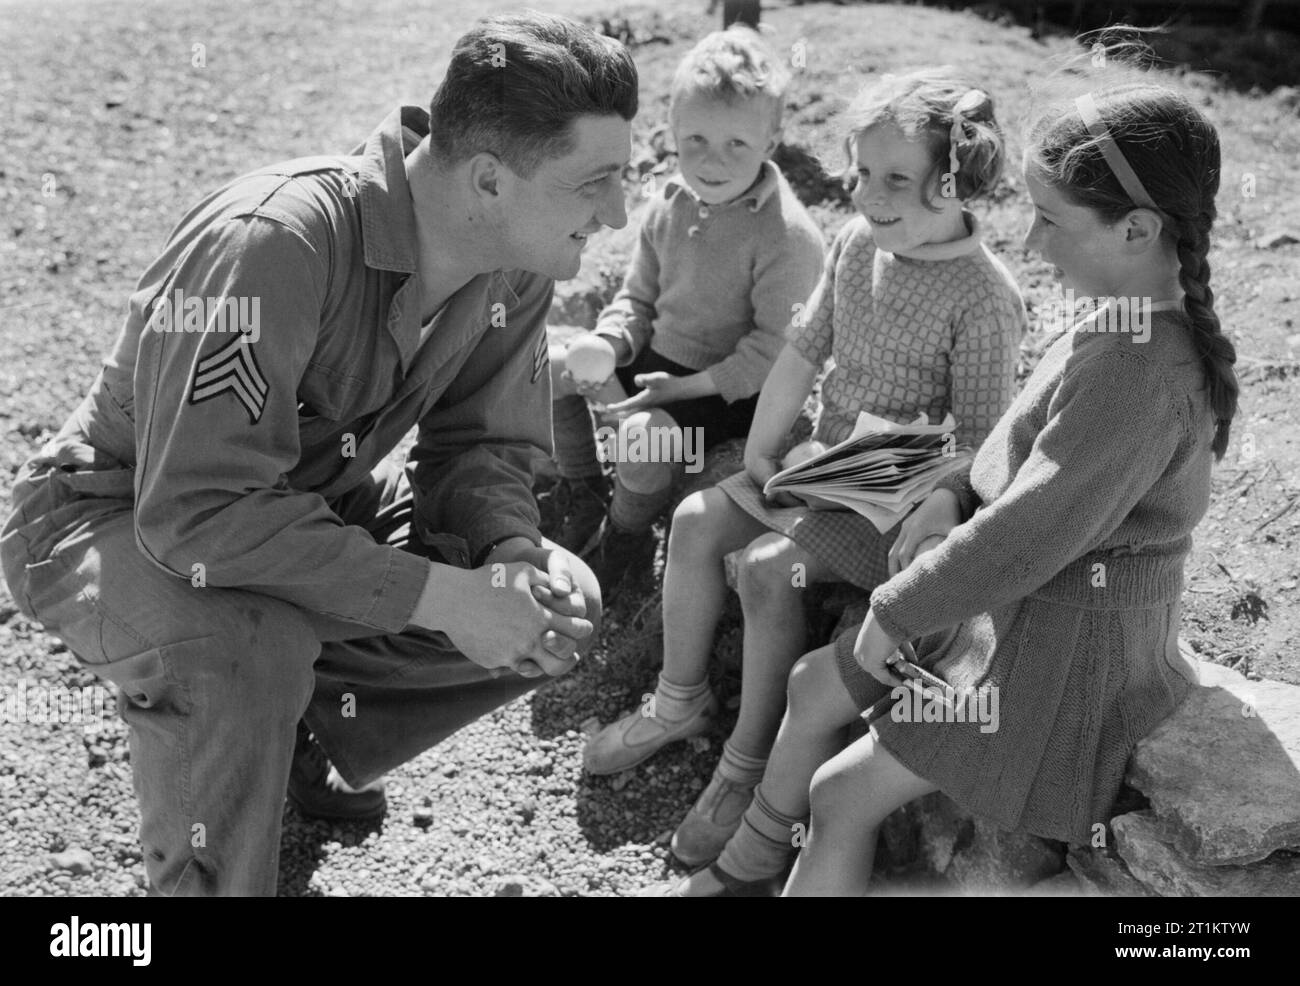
left=656, top=74, right=1237, bottom=896
left=584, top=70, right=1027, bottom=868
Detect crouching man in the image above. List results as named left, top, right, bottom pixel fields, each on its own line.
left=1, top=11, right=636, bottom=896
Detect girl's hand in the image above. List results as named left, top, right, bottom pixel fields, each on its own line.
left=853, top=609, right=905, bottom=687
left=889, top=488, right=962, bottom=576
left=602, top=372, right=684, bottom=415
left=745, top=447, right=800, bottom=507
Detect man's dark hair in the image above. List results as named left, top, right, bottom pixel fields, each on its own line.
left=429, top=12, right=639, bottom=178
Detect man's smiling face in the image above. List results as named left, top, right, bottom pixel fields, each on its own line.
left=495, top=114, right=632, bottom=281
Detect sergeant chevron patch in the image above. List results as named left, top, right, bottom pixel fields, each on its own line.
left=189, top=334, right=269, bottom=423
left=530, top=328, right=549, bottom=384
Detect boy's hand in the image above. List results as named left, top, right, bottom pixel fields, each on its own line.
left=560, top=333, right=627, bottom=401
left=602, top=372, right=686, bottom=415
left=562, top=370, right=610, bottom=402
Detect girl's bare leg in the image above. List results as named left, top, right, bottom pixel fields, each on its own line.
left=667, top=643, right=864, bottom=895
left=729, top=534, right=836, bottom=759
left=783, top=732, right=937, bottom=896
left=660, top=488, right=768, bottom=687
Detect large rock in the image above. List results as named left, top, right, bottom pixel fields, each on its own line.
left=1126, top=660, right=1300, bottom=865
left=1025, top=870, right=1085, bottom=897
left=883, top=792, right=1067, bottom=893
left=1113, top=811, right=1300, bottom=897
left=1066, top=844, right=1156, bottom=897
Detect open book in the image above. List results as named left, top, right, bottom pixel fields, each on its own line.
left=763, top=411, right=972, bottom=533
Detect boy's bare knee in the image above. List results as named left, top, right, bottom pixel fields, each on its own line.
left=618, top=457, right=673, bottom=493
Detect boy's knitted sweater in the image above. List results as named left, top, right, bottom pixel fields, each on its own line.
left=594, top=160, right=824, bottom=403
left=791, top=213, right=1026, bottom=450
left=872, top=306, right=1218, bottom=640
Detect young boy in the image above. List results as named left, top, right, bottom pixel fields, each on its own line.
left=548, top=26, right=825, bottom=596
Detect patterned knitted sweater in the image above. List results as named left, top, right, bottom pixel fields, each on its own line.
left=872, top=305, right=1218, bottom=640
left=593, top=160, right=824, bottom=404
left=791, top=213, right=1026, bottom=450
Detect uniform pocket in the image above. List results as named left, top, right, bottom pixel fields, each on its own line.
left=91, top=638, right=198, bottom=714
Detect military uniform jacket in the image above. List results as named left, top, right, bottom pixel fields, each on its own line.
left=35, top=106, right=555, bottom=634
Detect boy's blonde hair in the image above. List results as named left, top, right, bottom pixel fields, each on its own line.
left=669, top=26, right=790, bottom=130
left=843, top=67, right=1005, bottom=209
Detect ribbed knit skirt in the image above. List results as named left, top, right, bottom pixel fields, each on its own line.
left=835, top=559, right=1197, bottom=844
left=716, top=470, right=899, bottom=591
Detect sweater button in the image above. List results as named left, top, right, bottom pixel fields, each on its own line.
left=698, top=206, right=710, bottom=218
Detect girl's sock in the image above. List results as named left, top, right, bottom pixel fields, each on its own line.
left=716, top=739, right=767, bottom=787
left=653, top=672, right=711, bottom=722
left=715, top=786, right=802, bottom=882
left=552, top=395, right=602, bottom=480
left=608, top=474, right=675, bottom=534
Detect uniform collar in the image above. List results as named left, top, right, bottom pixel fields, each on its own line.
left=663, top=159, right=783, bottom=212
left=349, top=105, right=427, bottom=274
left=349, top=105, right=520, bottom=371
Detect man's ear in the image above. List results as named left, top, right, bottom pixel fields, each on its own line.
left=467, top=152, right=506, bottom=203
left=1122, top=208, right=1164, bottom=251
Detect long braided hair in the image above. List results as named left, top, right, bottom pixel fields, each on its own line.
left=1026, top=82, right=1239, bottom=459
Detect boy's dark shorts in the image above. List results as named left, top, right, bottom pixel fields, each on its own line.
left=617, top=348, right=758, bottom=452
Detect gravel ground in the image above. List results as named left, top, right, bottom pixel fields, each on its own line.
left=3, top=0, right=1298, bottom=896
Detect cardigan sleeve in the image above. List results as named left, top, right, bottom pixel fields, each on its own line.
left=870, top=347, right=1188, bottom=643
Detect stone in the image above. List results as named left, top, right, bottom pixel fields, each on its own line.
left=902, top=793, right=1067, bottom=891
left=492, top=874, right=560, bottom=897
left=1066, top=844, right=1155, bottom=897
left=1113, top=811, right=1300, bottom=897
left=516, top=798, right=536, bottom=824
left=1024, top=870, right=1084, bottom=896
left=1126, top=660, right=1300, bottom=865
left=412, top=808, right=434, bottom=829
left=47, top=848, right=94, bottom=875
left=1255, top=230, right=1300, bottom=249
left=1272, top=85, right=1300, bottom=111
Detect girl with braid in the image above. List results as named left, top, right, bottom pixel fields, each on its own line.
left=648, top=75, right=1238, bottom=896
